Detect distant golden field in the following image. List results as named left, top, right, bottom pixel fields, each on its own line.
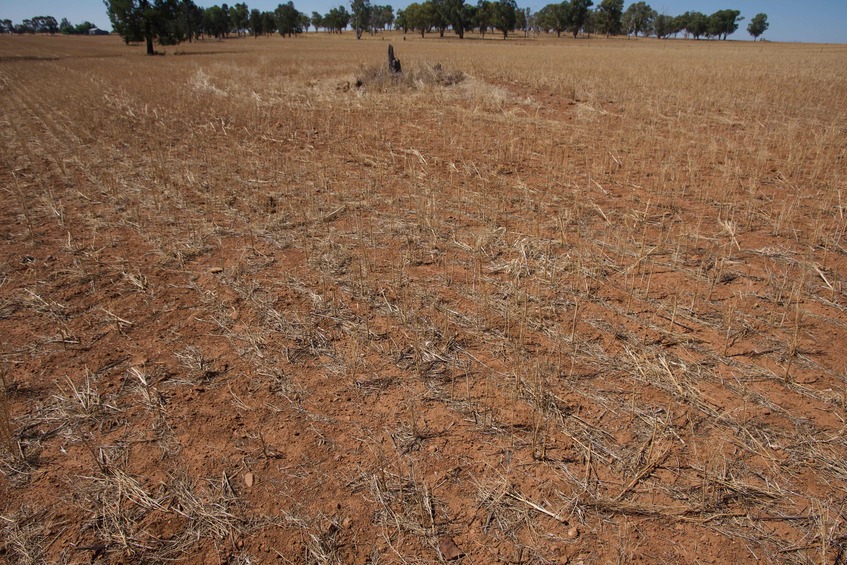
left=1, top=32, right=847, bottom=563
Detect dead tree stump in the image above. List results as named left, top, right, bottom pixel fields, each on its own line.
left=388, top=44, right=402, bottom=74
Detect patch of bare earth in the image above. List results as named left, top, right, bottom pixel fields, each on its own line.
left=1, top=33, right=847, bottom=563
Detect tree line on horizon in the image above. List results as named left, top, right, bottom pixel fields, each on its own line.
left=0, top=16, right=103, bottom=35
left=391, top=0, right=763, bottom=40
left=541, top=2, right=770, bottom=41
left=2, top=1, right=770, bottom=55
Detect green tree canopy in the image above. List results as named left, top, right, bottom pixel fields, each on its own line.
left=175, top=0, right=203, bottom=42
left=369, top=4, right=394, bottom=33
left=262, top=10, right=277, bottom=33
left=537, top=2, right=568, bottom=37
left=275, top=1, right=303, bottom=37
left=394, top=8, right=408, bottom=32
left=565, top=0, right=592, bottom=38
left=652, top=12, right=673, bottom=38
left=493, top=0, right=517, bottom=38
left=203, top=4, right=229, bottom=37
left=440, top=0, right=470, bottom=39
left=105, top=0, right=183, bottom=54
left=350, top=0, right=371, bottom=38
left=403, top=2, right=433, bottom=37
left=249, top=8, right=264, bottom=35
left=475, top=0, right=495, bottom=37
left=230, top=2, right=248, bottom=36
left=595, top=0, right=623, bottom=37
left=623, top=1, right=654, bottom=37
left=708, top=9, right=742, bottom=40
left=32, top=16, right=59, bottom=34
left=747, top=12, right=768, bottom=40
left=516, top=7, right=530, bottom=37
left=681, top=10, right=707, bottom=39
left=321, top=6, right=350, bottom=33
left=309, top=10, right=323, bottom=31
left=428, top=0, right=450, bottom=37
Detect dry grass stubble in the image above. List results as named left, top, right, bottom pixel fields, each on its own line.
left=1, top=32, right=846, bottom=563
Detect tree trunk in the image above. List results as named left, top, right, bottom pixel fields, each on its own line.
left=146, top=34, right=154, bottom=55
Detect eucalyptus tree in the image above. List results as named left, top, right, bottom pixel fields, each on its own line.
left=105, top=0, right=183, bottom=54
left=595, top=0, right=622, bottom=37
left=747, top=12, right=768, bottom=40
left=493, top=0, right=517, bottom=38
left=622, top=1, right=654, bottom=37
left=350, top=0, right=371, bottom=38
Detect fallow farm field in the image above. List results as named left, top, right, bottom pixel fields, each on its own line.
left=1, top=32, right=847, bottom=563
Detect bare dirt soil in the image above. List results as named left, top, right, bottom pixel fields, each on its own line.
left=1, top=33, right=847, bottom=564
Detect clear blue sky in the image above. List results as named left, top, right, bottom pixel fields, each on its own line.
left=1, top=0, right=845, bottom=43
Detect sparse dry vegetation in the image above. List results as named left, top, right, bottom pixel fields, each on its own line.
left=1, top=32, right=847, bottom=563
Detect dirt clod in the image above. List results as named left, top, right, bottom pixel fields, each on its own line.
left=438, top=536, right=464, bottom=561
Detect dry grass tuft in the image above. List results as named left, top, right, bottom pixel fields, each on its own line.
left=1, top=33, right=846, bottom=563
left=353, top=62, right=465, bottom=92
left=0, top=508, right=48, bottom=565
left=0, top=366, right=17, bottom=459
left=71, top=468, right=249, bottom=561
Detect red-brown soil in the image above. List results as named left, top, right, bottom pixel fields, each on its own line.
left=1, top=34, right=847, bottom=564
